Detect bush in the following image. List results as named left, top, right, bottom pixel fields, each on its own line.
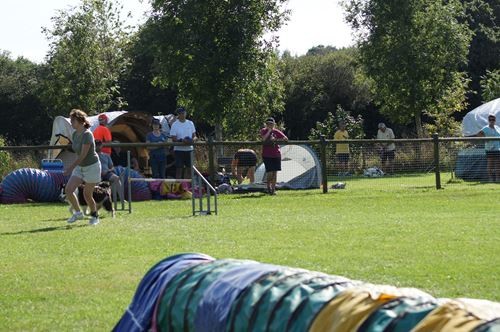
left=0, top=136, right=40, bottom=181
left=0, top=136, right=12, bottom=180
left=308, top=105, right=364, bottom=140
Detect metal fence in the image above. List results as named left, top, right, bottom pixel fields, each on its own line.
left=1, top=136, right=499, bottom=193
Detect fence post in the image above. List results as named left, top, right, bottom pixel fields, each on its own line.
left=320, top=135, right=328, bottom=193
left=433, top=133, right=442, bottom=190
left=208, top=136, right=215, bottom=184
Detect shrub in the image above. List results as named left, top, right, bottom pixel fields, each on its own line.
left=0, top=136, right=12, bottom=180
left=0, top=136, right=40, bottom=181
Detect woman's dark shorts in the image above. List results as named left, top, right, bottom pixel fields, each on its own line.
left=263, top=157, right=281, bottom=172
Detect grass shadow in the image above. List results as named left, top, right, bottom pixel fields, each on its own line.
left=227, top=193, right=268, bottom=199
left=404, top=186, right=435, bottom=190
left=0, top=224, right=88, bottom=236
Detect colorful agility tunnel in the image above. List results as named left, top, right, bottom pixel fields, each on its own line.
left=0, top=166, right=151, bottom=204
left=113, top=166, right=151, bottom=201
left=0, top=168, right=66, bottom=204
left=115, top=253, right=500, bottom=332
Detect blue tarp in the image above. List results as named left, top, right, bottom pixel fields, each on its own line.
left=455, top=148, right=487, bottom=181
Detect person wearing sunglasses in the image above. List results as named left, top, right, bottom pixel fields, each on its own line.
left=477, top=114, right=500, bottom=182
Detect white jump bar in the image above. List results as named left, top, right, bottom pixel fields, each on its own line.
left=129, top=178, right=192, bottom=183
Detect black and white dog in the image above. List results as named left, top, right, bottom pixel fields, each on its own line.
left=59, top=182, right=115, bottom=218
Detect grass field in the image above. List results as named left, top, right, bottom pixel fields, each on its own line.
left=0, top=175, right=499, bottom=330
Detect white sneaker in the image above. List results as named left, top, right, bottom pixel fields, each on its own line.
left=89, top=216, right=100, bottom=226
left=67, top=211, right=84, bottom=224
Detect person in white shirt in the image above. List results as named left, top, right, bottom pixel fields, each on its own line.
left=376, top=122, right=396, bottom=174
left=169, top=107, right=197, bottom=179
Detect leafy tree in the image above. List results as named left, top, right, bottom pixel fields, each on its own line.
left=281, top=47, right=372, bottom=139
left=0, top=51, right=50, bottom=144
left=41, top=0, right=132, bottom=116
left=480, top=69, right=500, bottom=103
left=461, top=0, right=500, bottom=108
left=423, top=74, right=469, bottom=136
left=344, top=0, right=472, bottom=137
left=309, top=105, right=365, bottom=140
left=306, top=45, right=338, bottom=56
left=119, top=27, right=178, bottom=115
left=147, top=0, right=288, bottom=139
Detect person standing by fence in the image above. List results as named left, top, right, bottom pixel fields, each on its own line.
left=477, top=114, right=500, bottom=182
left=334, top=121, right=350, bottom=176
left=146, top=118, right=168, bottom=179
left=260, top=117, right=288, bottom=195
left=64, top=109, right=102, bottom=225
left=376, top=122, right=396, bottom=174
left=170, top=107, right=197, bottom=179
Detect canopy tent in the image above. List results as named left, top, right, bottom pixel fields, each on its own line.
left=462, top=98, right=500, bottom=136
left=254, top=144, right=322, bottom=189
left=457, top=98, right=500, bottom=180
left=48, top=111, right=174, bottom=169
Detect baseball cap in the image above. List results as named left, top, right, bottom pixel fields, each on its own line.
left=98, top=114, right=108, bottom=122
left=265, top=117, right=276, bottom=124
left=378, top=122, right=386, bottom=129
left=176, top=107, right=186, bottom=114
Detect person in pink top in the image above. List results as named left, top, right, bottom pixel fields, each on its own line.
left=260, top=117, right=288, bottom=195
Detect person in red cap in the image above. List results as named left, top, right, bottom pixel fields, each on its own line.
left=93, top=113, right=112, bottom=155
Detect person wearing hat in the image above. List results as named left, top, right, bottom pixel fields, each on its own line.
left=376, top=122, right=396, bottom=174
left=477, top=114, right=500, bottom=182
left=93, top=113, right=112, bottom=155
left=260, top=117, right=288, bottom=195
left=170, top=107, right=197, bottom=179
left=146, top=118, right=169, bottom=179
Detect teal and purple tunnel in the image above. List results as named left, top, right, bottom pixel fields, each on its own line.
left=115, top=253, right=500, bottom=332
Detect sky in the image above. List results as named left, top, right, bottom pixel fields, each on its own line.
left=0, top=0, right=355, bottom=63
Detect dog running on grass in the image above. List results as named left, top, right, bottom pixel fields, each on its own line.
left=59, top=181, right=115, bottom=218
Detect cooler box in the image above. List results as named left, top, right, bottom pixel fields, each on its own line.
left=41, top=159, right=64, bottom=173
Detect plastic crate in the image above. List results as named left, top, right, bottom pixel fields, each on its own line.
left=41, top=159, right=64, bottom=173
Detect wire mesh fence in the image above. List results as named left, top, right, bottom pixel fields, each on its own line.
left=1, top=137, right=499, bottom=199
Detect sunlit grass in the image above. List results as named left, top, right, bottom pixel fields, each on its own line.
left=0, top=176, right=498, bottom=330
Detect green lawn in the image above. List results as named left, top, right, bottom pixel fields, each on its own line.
left=0, top=176, right=499, bottom=330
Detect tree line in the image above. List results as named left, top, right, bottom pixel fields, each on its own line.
left=0, top=0, right=498, bottom=145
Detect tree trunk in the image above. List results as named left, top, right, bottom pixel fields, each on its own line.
left=415, top=111, right=424, bottom=138
left=414, top=111, right=424, bottom=170
left=215, top=123, right=224, bottom=157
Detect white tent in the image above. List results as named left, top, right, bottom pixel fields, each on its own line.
left=254, top=144, right=322, bottom=189
left=462, top=98, right=500, bottom=136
